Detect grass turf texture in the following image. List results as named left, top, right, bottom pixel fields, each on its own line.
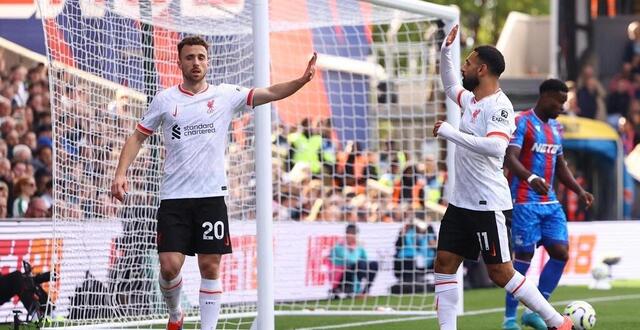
left=163, top=284, right=640, bottom=329
left=4, top=284, right=638, bottom=329
left=274, top=285, right=640, bottom=330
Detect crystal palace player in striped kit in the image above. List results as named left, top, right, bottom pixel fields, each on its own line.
left=434, top=25, right=573, bottom=330
left=502, top=79, right=594, bottom=330
left=111, top=36, right=316, bottom=330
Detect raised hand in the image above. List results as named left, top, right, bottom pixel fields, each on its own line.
left=301, top=52, right=317, bottom=83
left=445, top=24, right=459, bottom=47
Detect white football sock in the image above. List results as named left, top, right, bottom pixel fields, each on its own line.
left=159, top=273, right=183, bottom=322
left=200, top=278, right=223, bottom=330
left=435, top=273, right=458, bottom=330
left=505, top=272, right=564, bottom=327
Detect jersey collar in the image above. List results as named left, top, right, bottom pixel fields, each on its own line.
left=472, top=88, right=502, bottom=104
left=178, top=83, right=209, bottom=96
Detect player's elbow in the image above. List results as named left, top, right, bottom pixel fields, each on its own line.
left=443, top=86, right=459, bottom=102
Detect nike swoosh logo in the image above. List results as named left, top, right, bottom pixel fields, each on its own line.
left=172, top=105, right=178, bottom=117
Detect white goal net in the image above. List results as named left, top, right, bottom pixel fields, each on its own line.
left=37, top=0, right=458, bottom=328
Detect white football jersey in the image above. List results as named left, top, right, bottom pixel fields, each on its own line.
left=137, top=83, right=253, bottom=200
left=450, top=89, right=515, bottom=211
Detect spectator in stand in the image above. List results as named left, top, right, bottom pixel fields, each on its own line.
left=20, top=132, right=37, bottom=153
left=288, top=118, right=323, bottom=175
left=0, top=181, right=9, bottom=201
left=0, top=98, right=10, bottom=117
left=329, top=224, right=378, bottom=297
left=315, top=190, right=344, bottom=222
left=32, top=145, right=52, bottom=173
left=379, top=154, right=401, bottom=188
left=11, top=161, right=33, bottom=183
left=608, top=62, right=634, bottom=93
left=394, top=163, right=424, bottom=208
left=11, top=144, right=32, bottom=164
left=5, top=129, right=18, bottom=151
left=624, top=21, right=640, bottom=64
left=24, top=197, right=49, bottom=218
left=394, top=219, right=437, bottom=285
left=379, top=140, right=407, bottom=179
left=422, top=154, right=444, bottom=206
left=8, top=65, right=27, bottom=108
left=272, top=123, right=293, bottom=172
left=39, top=179, right=52, bottom=210
left=0, top=158, right=11, bottom=182
left=338, top=140, right=377, bottom=192
left=576, top=65, right=607, bottom=121
left=606, top=79, right=632, bottom=126
left=12, top=176, right=36, bottom=218
left=318, top=118, right=337, bottom=180
left=0, top=85, right=15, bottom=104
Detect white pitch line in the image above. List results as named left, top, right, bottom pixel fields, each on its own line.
left=294, top=293, right=640, bottom=330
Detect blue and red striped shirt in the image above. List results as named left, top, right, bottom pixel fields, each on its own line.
left=509, top=109, right=563, bottom=204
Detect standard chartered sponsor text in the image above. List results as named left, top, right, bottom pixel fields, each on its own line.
left=184, top=122, right=216, bottom=136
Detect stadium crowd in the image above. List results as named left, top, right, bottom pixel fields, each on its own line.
left=265, top=117, right=446, bottom=224
left=0, top=50, right=52, bottom=219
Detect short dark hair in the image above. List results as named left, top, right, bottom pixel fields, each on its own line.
left=473, top=45, right=505, bottom=77
left=346, top=224, right=358, bottom=234
left=539, top=79, right=569, bottom=94
left=177, top=36, right=209, bottom=56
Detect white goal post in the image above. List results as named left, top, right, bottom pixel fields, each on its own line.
left=33, top=0, right=462, bottom=329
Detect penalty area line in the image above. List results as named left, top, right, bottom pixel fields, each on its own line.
left=294, top=293, right=640, bottom=330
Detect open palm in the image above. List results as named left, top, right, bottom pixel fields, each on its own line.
left=445, top=24, right=459, bottom=47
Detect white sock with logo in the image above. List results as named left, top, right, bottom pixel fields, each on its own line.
left=200, top=278, right=222, bottom=330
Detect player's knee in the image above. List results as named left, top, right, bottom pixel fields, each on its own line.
left=547, top=246, right=569, bottom=262
left=159, top=266, right=181, bottom=281
left=514, top=251, right=534, bottom=262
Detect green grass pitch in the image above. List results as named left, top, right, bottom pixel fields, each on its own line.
left=4, top=282, right=638, bottom=329
left=171, top=282, right=640, bottom=329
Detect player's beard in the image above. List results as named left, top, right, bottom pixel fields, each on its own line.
left=462, top=74, right=480, bottom=91
left=182, top=67, right=206, bottom=84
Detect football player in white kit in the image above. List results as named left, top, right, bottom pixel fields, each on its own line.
left=432, top=25, right=572, bottom=330
left=111, top=36, right=316, bottom=330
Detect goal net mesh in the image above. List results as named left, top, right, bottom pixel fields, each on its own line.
left=37, top=0, right=450, bottom=328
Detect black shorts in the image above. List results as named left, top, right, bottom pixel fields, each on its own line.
left=156, top=196, right=232, bottom=256
left=437, top=204, right=512, bottom=264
